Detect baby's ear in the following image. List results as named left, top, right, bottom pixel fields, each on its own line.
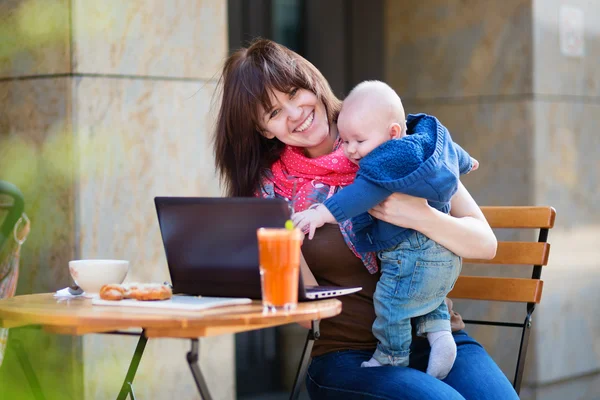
left=389, top=123, right=403, bottom=140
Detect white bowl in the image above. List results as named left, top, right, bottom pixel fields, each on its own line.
left=68, top=259, right=129, bottom=295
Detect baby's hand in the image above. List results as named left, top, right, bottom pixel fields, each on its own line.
left=291, top=208, right=327, bottom=240
left=469, top=157, right=479, bottom=173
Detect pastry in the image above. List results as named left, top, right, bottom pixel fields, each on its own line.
left=99, top=284, right=126, bottom=300
left=126, top=283, right=172, bottom=301
left=99, top=283, right=172, bottom=301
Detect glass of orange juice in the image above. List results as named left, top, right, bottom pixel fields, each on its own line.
left=256, top=227, right=302, bottom=312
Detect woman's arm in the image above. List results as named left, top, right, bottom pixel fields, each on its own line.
left=368, top=181, right=497, bottom=259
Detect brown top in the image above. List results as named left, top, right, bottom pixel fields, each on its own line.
left=302, top=224, right=465, bottom=357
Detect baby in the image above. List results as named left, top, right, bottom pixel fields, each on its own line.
left=292, top=80, right=477, bottom=379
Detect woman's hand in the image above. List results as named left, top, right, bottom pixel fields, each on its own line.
left=368, top=192, right=434, bottom=231
left=369, top=182, right=497, bottom=260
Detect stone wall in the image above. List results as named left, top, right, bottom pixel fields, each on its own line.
left=0, top=1, right=232, bottom=398
left=384, top=1, right=600, bottom=398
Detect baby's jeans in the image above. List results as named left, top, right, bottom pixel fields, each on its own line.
left=372, top=231, right=462, bottom=366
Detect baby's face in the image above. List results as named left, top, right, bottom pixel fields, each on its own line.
left=338, top=112, right=390, bottom=165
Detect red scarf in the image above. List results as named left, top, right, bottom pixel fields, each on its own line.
left=264, top=140, right=379, bottom=274
left=270, top=141, right=358, bottom=212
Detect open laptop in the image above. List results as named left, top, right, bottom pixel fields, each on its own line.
left=154, top=197, right=362, bottom=301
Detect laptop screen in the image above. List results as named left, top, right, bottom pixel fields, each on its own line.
left=155, top=197, right=290, bottom=298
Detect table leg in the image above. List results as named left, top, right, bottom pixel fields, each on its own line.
left=116, top=330, right=148, bottom=400
left=187, top=339, right=213, bottom=400
left=290, top=320, right=320, bottom=400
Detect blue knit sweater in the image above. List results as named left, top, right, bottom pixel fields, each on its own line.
left=323, top=113, right=472, bottom=253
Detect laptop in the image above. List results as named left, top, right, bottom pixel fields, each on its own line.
left=154, top=197, right=362, bottom=301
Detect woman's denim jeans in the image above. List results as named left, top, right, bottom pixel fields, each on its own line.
left=306, top=331, right=519, bottom=400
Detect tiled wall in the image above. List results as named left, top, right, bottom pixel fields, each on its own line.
left=385, top=0, right=600, bottom=398
left=1, top=1, right=231, bottom=399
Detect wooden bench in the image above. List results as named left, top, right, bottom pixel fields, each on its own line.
left=290, top=206, right=556, bottom=399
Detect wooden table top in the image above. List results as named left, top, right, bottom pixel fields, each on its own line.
left=0, top=294, right=342, bottom=338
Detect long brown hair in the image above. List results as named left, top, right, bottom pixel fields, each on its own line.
left=213, top=39, right=342, bottom=197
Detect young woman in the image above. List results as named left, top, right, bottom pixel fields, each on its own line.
left=214, top=39, right=516, bottom=400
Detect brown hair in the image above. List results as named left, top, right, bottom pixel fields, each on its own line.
left=213, top=39, right=342, bottom=197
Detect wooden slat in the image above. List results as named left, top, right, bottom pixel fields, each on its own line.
left=449, top=276, right=543, bottom=303
left=480, top=206, right=556, bottom=229
left=465, top=241, right=550, bottom=265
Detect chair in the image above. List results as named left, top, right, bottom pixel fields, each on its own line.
left=0, top=181, right=27, bottom=316
left=449, top=206, right=555, bottom=394
left=289, top=206, right=556, bottom=399
left=0, top=181, right=39, bottom=398
left=0, top=181, right=25, bottom=251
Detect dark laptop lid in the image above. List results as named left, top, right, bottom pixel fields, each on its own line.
left=154, top=197, right=291, bottom=298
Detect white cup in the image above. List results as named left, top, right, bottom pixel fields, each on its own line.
left=68, top=259, right=129, bottom=295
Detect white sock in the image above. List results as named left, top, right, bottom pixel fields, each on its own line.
left=361, top=357, right=382, bottom=368
left=426, top=331, right=456, bottom=379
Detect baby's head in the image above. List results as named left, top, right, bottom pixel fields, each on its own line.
left=338, top=80, right=406, bottom=164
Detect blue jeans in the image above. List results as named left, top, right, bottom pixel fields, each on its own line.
left=372, top=232, right=462, bottom=366
left=306, top=331, right=519, bottom=400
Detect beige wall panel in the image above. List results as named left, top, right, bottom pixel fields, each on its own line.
left=73, top=76, right=231, bottom=399
left=385, top=0, right=533, bottom=99
left=0, top=77, right=81, bottom=399
left=71, top=0, right=228, bottom=79
left=531, top=101, right=600, bottom=384
left=533, top=0, right=600, bottom=97
left=0, top=0, right=71, bottom=78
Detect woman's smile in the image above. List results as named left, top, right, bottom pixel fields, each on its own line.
left=293, top=111, right=315, bottom=133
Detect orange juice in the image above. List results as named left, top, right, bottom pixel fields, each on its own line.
left=256, top=228, right=302, bottom=311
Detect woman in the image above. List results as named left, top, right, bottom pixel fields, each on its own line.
left=214, top=39, right=517, bottom=400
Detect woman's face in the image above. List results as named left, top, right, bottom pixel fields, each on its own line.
left=258, top=88, right=334, bottom=158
